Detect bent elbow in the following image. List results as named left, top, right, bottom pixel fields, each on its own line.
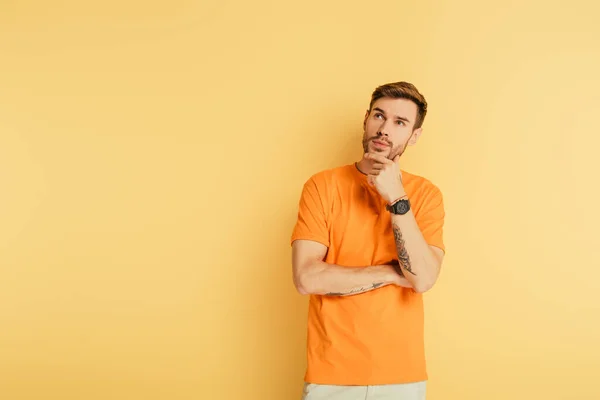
left=413, top=280, right=435, bottom=294
left=293, top=273, right=311, bottom=296
left=413, top=285, right=430, bottom=294
left=294, top=278, right=309, bottom=295
left=296, top=285, right=309, bottom=295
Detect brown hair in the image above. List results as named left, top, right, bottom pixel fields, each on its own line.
left=369, top=81, right=428, bottom=129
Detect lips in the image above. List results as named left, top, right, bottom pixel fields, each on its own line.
left=371, top=139, right=390, bottom=147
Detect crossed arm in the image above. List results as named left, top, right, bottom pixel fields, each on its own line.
left=389, top=212, right=445, bottom=293
left=292, top=239, right=413, bottom=296
left=292, top=223, right=444, bottom=296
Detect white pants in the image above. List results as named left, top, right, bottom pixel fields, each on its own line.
left=301, top=381, right=427, bottom=400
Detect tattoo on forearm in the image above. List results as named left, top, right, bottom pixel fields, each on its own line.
left=326, top=282, right=384, bottom=296
left=393, top=223, right=416, bottom=276
left=392, top=262, right=405, bottom=277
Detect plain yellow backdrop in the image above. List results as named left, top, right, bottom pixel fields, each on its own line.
left=1, top=1, right=599, bottom=399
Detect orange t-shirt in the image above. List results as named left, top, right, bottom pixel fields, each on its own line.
left=290, top=163, right=445, bottom=385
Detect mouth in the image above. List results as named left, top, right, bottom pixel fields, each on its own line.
left=371, top=139, right=390, bottom=148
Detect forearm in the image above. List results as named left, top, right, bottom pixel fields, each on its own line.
left=391, top=211, right=440, bottom=292
left=297, top=262, right=412, bottom=296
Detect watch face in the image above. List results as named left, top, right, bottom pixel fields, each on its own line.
left=387, top=199, right=410, bottom=214
left=396, top=200, right=409, bottom=214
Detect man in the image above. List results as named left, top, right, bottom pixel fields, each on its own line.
left=290, top=81, right=446, bottom=400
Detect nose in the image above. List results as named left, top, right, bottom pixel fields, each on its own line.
left=377, top=119, right=390, bottom=137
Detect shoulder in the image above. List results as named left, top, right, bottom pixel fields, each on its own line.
left=303, top=164, right=354, bottom=189
left=402, top=170, right=444, bottom=202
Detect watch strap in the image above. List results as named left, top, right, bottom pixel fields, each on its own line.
left=386, top=196, right=411, bottom=215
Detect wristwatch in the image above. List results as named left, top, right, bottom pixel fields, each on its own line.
left=386, top=197, right=411, bottom=215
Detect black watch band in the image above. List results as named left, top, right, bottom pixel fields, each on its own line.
left=386, top=198, right=411, bottom=215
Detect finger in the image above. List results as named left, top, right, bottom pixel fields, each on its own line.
left=365, top=152, right=390, bottom=163
left=365, top=152, right=393, bottom=164
left=369, top=160, right=387, bottom=170
left=393, top=155, right=400, bottom=164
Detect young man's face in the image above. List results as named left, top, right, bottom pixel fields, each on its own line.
left=362, top=97, right=422, bottom=160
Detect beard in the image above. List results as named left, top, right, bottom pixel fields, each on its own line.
left=362, top=134, right=405, bottom=160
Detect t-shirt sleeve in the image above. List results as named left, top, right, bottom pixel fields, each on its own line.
left=290, top=176, right=330, bottom=248
left=417, top=186, right=446, bottom=253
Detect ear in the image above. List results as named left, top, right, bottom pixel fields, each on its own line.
left=363, top=109, right=370, bottom=129
left=408, top=127, right=423, bottom=146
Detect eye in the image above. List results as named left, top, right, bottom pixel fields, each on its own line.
left=396, top=120, right=404, bottom=126
left=374, top=113, right=383, bottom=119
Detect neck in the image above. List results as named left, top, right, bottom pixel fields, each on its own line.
left=356, top=158, right=374, bottom=175
left=356, top=154, right=404, bottom=176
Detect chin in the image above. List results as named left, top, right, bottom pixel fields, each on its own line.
left=369, top=145, right=391, bottom=156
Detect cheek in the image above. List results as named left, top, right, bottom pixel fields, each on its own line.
left=392, top=129, right=410, bottom=142
left=387, top=135, right=405, bottom=149
left=365, top=120, right=378, bottom=135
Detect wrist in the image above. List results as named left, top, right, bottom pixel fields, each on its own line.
left=379, top=265, right=402, bottom=284
left=384, top=179, right=406, bottom=204
left=386, top=190, right=407, bottom=205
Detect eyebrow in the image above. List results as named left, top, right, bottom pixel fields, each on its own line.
left=373, top=107, right=411, bottom=124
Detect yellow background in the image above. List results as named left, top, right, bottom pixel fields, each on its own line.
left=1, top=1, right=599, bottom=399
